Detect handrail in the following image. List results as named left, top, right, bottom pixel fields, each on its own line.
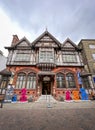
left=45, top=90, right=47, bottom=100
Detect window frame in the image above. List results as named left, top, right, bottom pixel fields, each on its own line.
left=92, top=54, right=95, bottom=60
left=82, top=77, right=91, bottom=89
left=89, top=45, right=95, bottom=49
left=56, top=73, right=66, bottom=88
left=62, top=51, right=77, bottom=63
left=16, top=72, right=36, bottom=89
left=14, top=50, right=31, bottom=62
left=39, top=48, right=54, bottom=63
left=56, top=72, right=76, bottom=89
left=66, top=73, right=76, bottom=88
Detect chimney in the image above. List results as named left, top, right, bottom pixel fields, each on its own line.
left=11, top=35, right=19, bottom=46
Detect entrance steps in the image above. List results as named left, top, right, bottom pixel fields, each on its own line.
left=36, top=95, right=57, bottom=103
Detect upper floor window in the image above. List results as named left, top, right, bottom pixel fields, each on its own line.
left=62, top=51, right=77, bottom=63
left=15, top=50, right=31, bottom=62
left=89, top=45, right=95, bottom=49
left=92, top=54, right=95, bottom=60
left=39, top=48, right=54, bottom=63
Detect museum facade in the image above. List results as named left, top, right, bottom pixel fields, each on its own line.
left=1, top=30, right=94, bottom=100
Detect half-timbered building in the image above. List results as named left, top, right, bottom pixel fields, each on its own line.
left=5, top=30, right=84, bottom=100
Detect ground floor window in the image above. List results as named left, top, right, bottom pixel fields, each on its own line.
left=16, top=72, right=36, bottom=89
left=66, top=73, right=76, bottom=88
left=26, top=73, right=36, bottom=89
left=0, top=76, right=9, bottom=89
left=56, top=73, right=66, bottom=88
left=82, top=77, right=91, bottom=88
left=56, top=72, right=76, bottom=88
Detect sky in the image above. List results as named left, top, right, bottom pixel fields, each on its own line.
left=0, top=0, right=95, bottom=57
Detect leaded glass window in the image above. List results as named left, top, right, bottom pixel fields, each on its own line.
left=15, top=50, right=31, bottom=62
left=26, top=73, right=36, bottom=89
left=82, top=77, right=90, bottom=88
left=62, top=51, right=77, bottom=63
left=16, top=72, right=36, bottom=89
left=16, top=73, right=26, bottom=89
left=66, top=73, right=76, bottom=88
left=39, top=48, right=54, bottom=62
left=56, top=73, right=66, bottom=88
left=0, top=76, right=9, bottom=89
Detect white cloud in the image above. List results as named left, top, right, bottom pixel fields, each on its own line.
left=0, top=8, right=34, bottom=57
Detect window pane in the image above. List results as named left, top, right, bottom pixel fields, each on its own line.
left=89, top=45, right=95, bottom=49
left=0, top=76, right=9, bottom=89
left=16, top=73, right=26, bottom=89
left=15, top=50, right=31, bottom=62
left=92, top=54, right=95, bottom=60
left=26, top=73, right=36, bottom=89
left=39, top=49, right=54, bottom=62
left=82, top=77, right=91, bottom=88
left=56, top=73, right=66, bottom=88
left=66, top=73, right=76, bottom=88
left=62, top=51, right=77, bottom=63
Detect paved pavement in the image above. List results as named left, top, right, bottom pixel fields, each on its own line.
left=0, top=100, right=95, bottom=130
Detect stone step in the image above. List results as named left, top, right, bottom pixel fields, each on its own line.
left=37, top=95, right=57, bottom=103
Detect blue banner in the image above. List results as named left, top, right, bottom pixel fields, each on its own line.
left=77, top=71, right=82, bottom=84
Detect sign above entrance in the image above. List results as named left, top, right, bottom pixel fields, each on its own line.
left=43, top=76, right=50, bottom=81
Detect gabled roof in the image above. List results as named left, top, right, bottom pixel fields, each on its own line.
left=14, top=37, right=31, bottom=47
left=5, top=37, right=31, bottom=49
left=31, top=30, right=61, bottom=48
left=62, top=38, right=80, bottom=50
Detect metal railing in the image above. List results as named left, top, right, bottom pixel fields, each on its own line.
left=45, top=90, right=52, bottom=108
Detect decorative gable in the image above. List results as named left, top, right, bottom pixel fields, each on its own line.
left=40, top=35, right=53, bottom=42
left=32, top=30, right=61, bottom=48
left=35, top=35, right=58, bottom=47
left=64, top=42, right=74, bottom=48
left=15, top=37, right=31, bottom=49
left=17, top=41, right=29, bottom=47
left=62, top=38, right=79, bottom=50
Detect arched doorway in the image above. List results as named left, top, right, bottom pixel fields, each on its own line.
left=42, top=81, right=51, bottom=95
left=42, top=76, right=51, bottom=95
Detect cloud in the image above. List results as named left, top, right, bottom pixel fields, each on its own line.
left=0, top=8, right=36, bottom=56
left=0, top=0, right=95, bottom=56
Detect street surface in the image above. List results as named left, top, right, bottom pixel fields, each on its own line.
left=0, top=100, right=95, bottom=130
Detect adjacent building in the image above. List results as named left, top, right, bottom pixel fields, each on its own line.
left=78, top=39, right=95, bottom=89
left=0, top=50, right=7, bottom=71
left=0, top=50, right=10, bottom=94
